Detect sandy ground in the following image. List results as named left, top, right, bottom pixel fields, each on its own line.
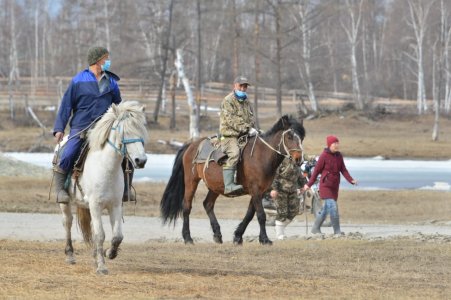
left=2, top=212, right=451, bottom=244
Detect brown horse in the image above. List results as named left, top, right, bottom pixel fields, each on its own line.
left=160, top=115, right=305, bottom=245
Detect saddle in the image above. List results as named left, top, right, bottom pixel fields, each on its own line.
left=193, top=136, right=227, bottom=165
left=193, top=134, right=253, bottom=166
left=52, top=138, right=90, bottom=181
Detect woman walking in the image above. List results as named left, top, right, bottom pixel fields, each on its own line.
left=303, top=135, right=357, bottom=235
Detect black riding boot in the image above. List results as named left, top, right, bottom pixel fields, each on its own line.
left=54, top=170, right=70, bottom=204
left=122, top=160, right=135, bottom=202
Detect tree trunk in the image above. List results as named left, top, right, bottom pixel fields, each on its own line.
left=342, top=0, right=364, bottom=110
left=253, top=0, right=261, bottom=128
left=195, top=0, right=202, bottom=122
left=169, top=70, right=177, bottom=130
left=153, top=0, right=174, bottom=123
left=232, top=0, right=240, bottom=78
left=175, top=49, right=200, bottom=139
left=275, top=0, right=282, bottom=117
left=8, top=0, right=20, bottom=120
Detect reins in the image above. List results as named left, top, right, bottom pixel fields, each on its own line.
left=251, top=129, right=304, bottom=161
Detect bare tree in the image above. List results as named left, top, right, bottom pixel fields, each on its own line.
left=341, top=0, right=364, bottom=110
left=405, top=0, right=435, bottom=115
left=432, top=0, right=448, bottom=141
left=8, top=0, right=20, bottom=120
left=195, top=0, right=202, bottom=123
left=175, top=49, right=200, bottom=139
left=253, top=0, right=261, bottom=128
left=153, top=0, right=174, bottom=123
left=293, top=0, right=319, bottom=112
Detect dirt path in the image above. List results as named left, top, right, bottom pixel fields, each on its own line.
left=3, top=212, right=451, bottom=243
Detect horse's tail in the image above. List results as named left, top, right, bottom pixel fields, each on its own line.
left=77, top=206, right=93, bottom=246
left=160, top=143, right=190, bottom=225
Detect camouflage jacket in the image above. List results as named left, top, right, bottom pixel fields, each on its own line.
left=271, top=158, right=303, bottom=193
left=220, top=92, right=254, bottom=137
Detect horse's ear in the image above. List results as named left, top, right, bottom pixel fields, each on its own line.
left=281, top=115, right=289, bottom=127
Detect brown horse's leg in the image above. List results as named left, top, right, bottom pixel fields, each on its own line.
left=233, top=200, right=256, bottom=245
left=182, top=180, right=199, bottom=244
left=253, top=195, right=272, bottom=245
left=233, top=196, right=273, bottom=245
left=202, top=190, right=222, bottom=243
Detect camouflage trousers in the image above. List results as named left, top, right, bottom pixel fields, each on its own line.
left=221, top=137, right=241, bottom=168
left=274, top=190, right=300, bottom=222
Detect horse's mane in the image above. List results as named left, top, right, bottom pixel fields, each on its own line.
left=88, top=101, right=148, bottom=151
left=263, top=115, right=305, bottom=140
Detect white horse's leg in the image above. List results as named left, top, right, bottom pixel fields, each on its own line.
left=105, top=203, right=124, bottom=260
left=89, top=203, right=108, bottom=275
left=60, top=203, right=76, bottom=264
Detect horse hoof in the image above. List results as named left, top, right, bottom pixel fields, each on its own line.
left=105, top=248, right=118, bottom=260
left=96, top=267, right=109, bottom=275
left=233, top=236, right=243, bottom=246
left=184, top=239, right=194, bottom=245
left=259, top=239, right=273, bottom=246
left=213, top=235, right=223, bottom=244
left=65, top=256, right=76, bottom=265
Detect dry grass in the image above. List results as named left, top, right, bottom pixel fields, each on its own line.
left=1, top=239, right=450, bottom=299
left=1, top=110, right=451, bottom=158
left=1, top=177, right=450, bottom=225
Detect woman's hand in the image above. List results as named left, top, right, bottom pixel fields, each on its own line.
left=270, top=190, right=278, bottom=199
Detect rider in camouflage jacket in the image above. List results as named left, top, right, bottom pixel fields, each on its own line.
left=219, top=76, right=255, bottom=195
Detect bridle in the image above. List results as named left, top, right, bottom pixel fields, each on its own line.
left=251, top=129, right=304, bottom=162
left=106, top=116, right=144, bottom=158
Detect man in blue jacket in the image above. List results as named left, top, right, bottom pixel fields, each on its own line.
left=53, top=46, right=125, bottom=204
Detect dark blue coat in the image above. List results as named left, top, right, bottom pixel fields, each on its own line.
left=53, top=69, right=122, bottom=134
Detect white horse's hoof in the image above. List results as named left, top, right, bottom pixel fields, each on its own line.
left=96, top=267, right=108, bottom=275
left=65, top=255, right=76, bottom=265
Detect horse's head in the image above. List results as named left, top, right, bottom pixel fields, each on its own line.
left=89, top=101, right=148, bottom=169
left=264, top=115, right=305, bottom=165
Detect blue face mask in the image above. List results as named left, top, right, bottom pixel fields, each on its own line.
left=101, top=60, right=111, bottom=72
left=234, top=90, right=247, bottom=101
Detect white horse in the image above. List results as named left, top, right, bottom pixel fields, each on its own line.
left=59, top=101, right=148, bottom=274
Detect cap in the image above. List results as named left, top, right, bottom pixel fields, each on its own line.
left=87, top=46, right=109, bottom=66
left=234, top=76, right=251, bottom=86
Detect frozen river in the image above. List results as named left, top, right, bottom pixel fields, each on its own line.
left=4, top=152, right=451, bottom=191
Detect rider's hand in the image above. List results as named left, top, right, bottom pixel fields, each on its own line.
left=54, top=132, right=64, bottom=143
left=352, top=180, right=358, bottom=186
left=303, top=184, right=310, bottom=191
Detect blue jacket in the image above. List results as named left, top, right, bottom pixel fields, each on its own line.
left=53, top=69, right=122, bottom=134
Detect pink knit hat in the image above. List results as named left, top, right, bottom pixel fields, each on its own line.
left=326, top=135, right=339, bottom=148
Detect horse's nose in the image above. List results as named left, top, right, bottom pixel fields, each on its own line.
left=135, top=156, right=147, bottom=168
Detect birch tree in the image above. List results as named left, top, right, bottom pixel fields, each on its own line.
left=293, top=0, right=319, bottom=112
left=152, top=0, right=174, bottom=123
left=175, top=49, right=200, bottom=139
left=405, top=0, right=434, bottom=115
left=253, top=0, right=261, bottom=128
left=341, top=0, right=364, bottom=110
left=432, top=0, right=449, bottom=141
left=8, top=0, right=20, bottom=120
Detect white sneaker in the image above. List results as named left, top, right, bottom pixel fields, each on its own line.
left=277, top=234, right=287, bottom=240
